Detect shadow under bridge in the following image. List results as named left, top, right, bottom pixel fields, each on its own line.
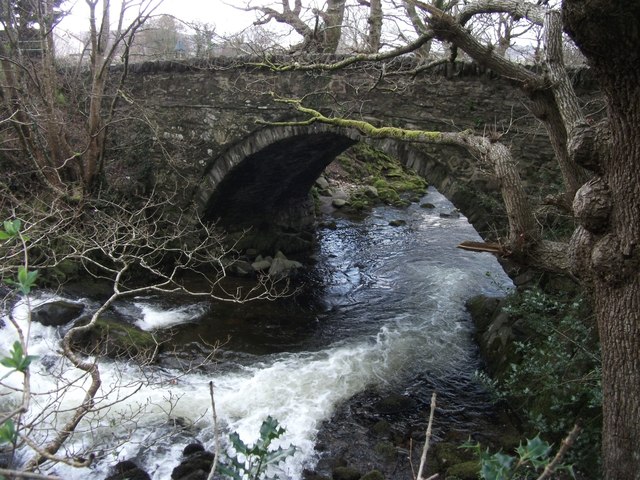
left=195, top=124, right=361, bottom=252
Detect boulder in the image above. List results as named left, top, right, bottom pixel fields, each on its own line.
left=332, top=189, right=349, bottom=200
left=315, top=175, right=330, bottom=190
left=320, top=221, right=338, bottom=230
left=105, top=460, right=151, bottom=480
left=251, top=259, right=272, bottom=272
left=388, top=219, right=406, bottom=227
left=439, top=209, right=461, bottom=219
left=182, top=443, right=204, bottom=456
left=269, top=256, right=303, bottom=278
left=231, top=259, right=253, bottom=277
left=32, top=300, right=85, bottom=327
left=72, top=317, right=158, bottom=361
left=171, top=450, right=214, bottom=480
left=363, top=186, right=379, bottom=198
left=446, top=461, right=480, bottom=479
left=332, top=198, right=347, bottom=208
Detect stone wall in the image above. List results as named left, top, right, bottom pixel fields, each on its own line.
left=112, top=58, right=600, bottom=239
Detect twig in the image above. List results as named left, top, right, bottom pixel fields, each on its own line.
left=417, top=392, right=437, bottom=480
left=0, top=468, right=61, bottom=480
left=536, top=423, right=581, bottom=480
left=206, top=381, right=220, bottom=480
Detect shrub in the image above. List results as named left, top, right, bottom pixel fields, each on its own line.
left=495, top=287, right=601, bottom=476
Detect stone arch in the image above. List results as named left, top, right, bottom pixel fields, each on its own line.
left=195, top=123, right=494, bottom=245
left=196, top=124, right=361, bottom=228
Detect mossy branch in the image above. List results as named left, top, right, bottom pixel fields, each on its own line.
left=258, top=96, right=478, bottom=149
left=259, top=96, right=569, bottom=270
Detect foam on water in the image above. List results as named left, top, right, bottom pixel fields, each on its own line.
left=0, top=189, right=513, bottom=479
left=132, top=302, right=209, bottom=331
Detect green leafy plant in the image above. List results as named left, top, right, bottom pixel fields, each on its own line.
left=218, top=416, right=297, bottom=480
left=0, top=219, right=22, bottom=240
left=5, top=266, right=39, bottom=295
left=1, top=219, right=38, bottom=294
left=463, top=435, right=575, bottom=480
left=497, top=288, right=601, bottom=474
left=0, top=341, right=37, bottom=375
left=0, top=419, right=17, bottom=445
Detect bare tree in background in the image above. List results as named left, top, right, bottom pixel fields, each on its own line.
left=190, top=21, right=217, bottom=58
left=129, top=14, right=187, bottom=60
left=241, top=0, right=348, bottom=53
left=0, top=0, right=162, bottom=193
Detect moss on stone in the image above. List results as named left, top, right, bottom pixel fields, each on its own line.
left=360, top=470, right=384, bottom=480
left=435, top=442, right=466, bottom=471
left=445, top=460, right=480, bottom=479
left=371, top=419, right=392, bottom=437
left=75, top=317, right=159, bottom=361
left=333, top=142, right=429, bottom=211
left=374, top=441, right=397, bottom=461
left=332, top=466, right=362, bottom=480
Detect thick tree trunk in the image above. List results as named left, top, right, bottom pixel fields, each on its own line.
left=320, top=0, right=346, bottom=53
left=596, top=278, right=640, bottom=480
left=563, top=2, right=640, bottom=478
left=593, top=76, right=640, bottom=479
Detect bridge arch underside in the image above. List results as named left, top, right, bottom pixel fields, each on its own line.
left=199, top=125, right=359, bottom=233
left=197, top=125, right=498, bottom=253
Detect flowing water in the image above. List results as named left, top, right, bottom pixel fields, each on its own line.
left=0, top=188, right=512, bottom=479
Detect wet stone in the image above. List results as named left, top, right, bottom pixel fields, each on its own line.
left=32, top=300, right=85, bottom=327
left=171, top=450, right=214, bottom=480
left=105, top=460, right=150, bottom=480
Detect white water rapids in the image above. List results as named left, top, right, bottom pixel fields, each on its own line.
left=0, top=189, right=512, bottom=479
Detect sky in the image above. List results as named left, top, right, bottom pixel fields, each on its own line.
left=57, top=0, right=260, bottom=35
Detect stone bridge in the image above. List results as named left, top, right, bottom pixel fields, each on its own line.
left=118, top=58, right=596, bottom=248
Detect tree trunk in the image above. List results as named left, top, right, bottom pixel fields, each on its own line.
left=563, top=1, right=640, bottom=478
left=366, top=0, right=383, bottom=53
left=590, top=75, right=640, bottom=479
left=320, top=0, right=346, bottom=53
left=404, top=0, right=433, bottom=59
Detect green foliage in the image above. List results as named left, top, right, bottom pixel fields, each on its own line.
left=5, top=266, right=39, bottom=295
left=463, top=435, right=574, bottom=480
left=0, top=219, right=22, bottom=240
left=0, top=341, right=37, bottom=375
left=218, top=416, right=297, bottom=480
left=0, top=419, right=17, bottom=445
left=1, top=219, right=38, bottom=294
left=495, top=288, right=601, bottom=475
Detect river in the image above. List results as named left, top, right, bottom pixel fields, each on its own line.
left=0, top=188, right=512, bottom=479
